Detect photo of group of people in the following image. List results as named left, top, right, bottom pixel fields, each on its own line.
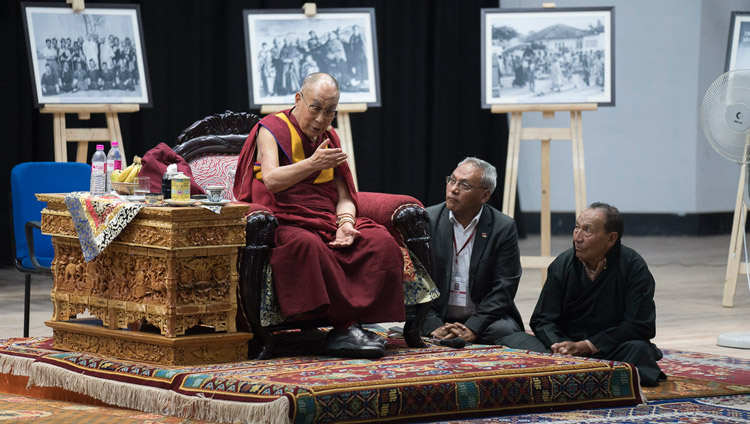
left=245, top=10, right=379, bottom=107
left=38, top=33, right=140, bottom=95
left=23, top=6, right=150, bottom=105
left=483, top=9, right=613, bottom=106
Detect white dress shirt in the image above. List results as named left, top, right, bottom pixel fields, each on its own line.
left=446, top=206, right=483, bottom=321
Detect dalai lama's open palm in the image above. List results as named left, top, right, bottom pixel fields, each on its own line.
left=330, top=223, right=360, bottom=248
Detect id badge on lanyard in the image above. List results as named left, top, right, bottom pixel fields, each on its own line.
left=448, top=275, right=467, bottom=306
left=448, top=228, right=475, bottom=307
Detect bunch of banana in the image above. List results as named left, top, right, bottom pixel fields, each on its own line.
left=112, top=156, right=142, bottom=183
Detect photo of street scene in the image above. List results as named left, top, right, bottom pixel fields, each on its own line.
left=482, top=8, right=613, bottom=107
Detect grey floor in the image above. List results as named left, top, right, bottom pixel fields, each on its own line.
left=2, top=234, right=750, bottom=359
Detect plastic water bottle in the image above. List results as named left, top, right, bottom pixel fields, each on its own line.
left=90, top=144, right=107, bottom=196
left=106, top=141, right=122, bottom=192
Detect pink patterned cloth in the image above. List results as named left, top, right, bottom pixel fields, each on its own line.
left=188, top=155, right=237, bottom=200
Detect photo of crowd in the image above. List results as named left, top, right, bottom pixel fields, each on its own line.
left=38, top=34, right=141, bottom=95
left=483, top=9, right=613, bottom=106
left=23, top=6, right=149, bottom=105
left=246, top=11, right=379, bottom=106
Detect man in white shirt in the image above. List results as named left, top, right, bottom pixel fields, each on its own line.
left=423, top=157, right=524, bottom=344
left=82, top=33, right=99, bottom=71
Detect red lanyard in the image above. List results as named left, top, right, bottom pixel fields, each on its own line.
left=453, top=228, right=476, bottom=265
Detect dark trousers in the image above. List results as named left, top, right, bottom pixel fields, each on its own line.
left=499, top=332, right=665, bottom=386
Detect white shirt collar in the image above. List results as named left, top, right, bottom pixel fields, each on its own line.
left=448, top=206, right=484, bottom=232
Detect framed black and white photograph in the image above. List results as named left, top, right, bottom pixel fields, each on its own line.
left=21, top=3, right=151, bottom=107
left=481, top=7, right=615, bottom=108
left=726, top=11, right=750, bottom=72
left=243, top=8, right=380, bottom=108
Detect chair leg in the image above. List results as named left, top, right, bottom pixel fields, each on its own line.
left=238, top=211, right=278, bottom=360
left=404, top=301, right=431, bottom=348
left=24, top=274, right=31, bottom=338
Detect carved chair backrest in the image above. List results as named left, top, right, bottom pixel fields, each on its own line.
left=174, top=110, right=261, bottom=200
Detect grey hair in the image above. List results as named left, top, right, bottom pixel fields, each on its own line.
left=458, top=157, right=497, bottom=194
left=588, top=202, right=623, bottom=240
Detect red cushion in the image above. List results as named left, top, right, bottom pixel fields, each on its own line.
left=358, top=192, right=424, bottom=243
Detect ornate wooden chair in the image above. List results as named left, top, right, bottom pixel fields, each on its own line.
left=174, top=110, right=434, bottom=359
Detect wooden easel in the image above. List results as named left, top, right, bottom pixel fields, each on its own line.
left=722, top=163, right=750, bottom=307
left=40, top=104, right=137, bottom=163
left=492, top=103, right=597, bottom=283
left=39, top=0, right=136, bottom=164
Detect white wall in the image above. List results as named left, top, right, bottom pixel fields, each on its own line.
left=500, top=0, right=745, bottom=215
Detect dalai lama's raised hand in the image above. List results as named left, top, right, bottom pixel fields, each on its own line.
left=310, top=138, right=348, bottom=171
left=329, top=222, right=360, bottom=248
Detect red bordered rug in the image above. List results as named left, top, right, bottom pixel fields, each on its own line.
left=0, top=336, right=642, bottom=423
left=643, top=349, right=750, bottom=400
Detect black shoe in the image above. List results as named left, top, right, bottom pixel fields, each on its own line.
left=326, top=325, right=385, bottom=359
left=357, top=324, right=387, bottom=348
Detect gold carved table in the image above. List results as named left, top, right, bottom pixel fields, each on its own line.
left=38, top=193, right=253, bottom=365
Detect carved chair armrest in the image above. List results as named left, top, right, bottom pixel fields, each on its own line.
left=392, top=204, right=433, bottom=277
left=243, top=209, right=276, bottom=248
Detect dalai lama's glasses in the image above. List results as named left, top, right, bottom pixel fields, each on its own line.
left=446, top=176, right=485, bottom=192
left=300, top=92, right=338, bottom=119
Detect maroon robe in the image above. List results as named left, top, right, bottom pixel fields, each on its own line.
left=233, top=108, right=405, bottom=324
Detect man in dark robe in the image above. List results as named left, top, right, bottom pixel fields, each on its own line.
left=100, top=62, right=115, bottom=90
left=41, top=64, right=59, bottom=95
left=233, top=72, right=404, bottom=359
left=500, top=203, right=666, bottom=387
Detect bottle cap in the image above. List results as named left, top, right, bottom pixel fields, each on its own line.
left=96, top=144, right=104, bottom=150
left=111, top=141, right=119, bottom=147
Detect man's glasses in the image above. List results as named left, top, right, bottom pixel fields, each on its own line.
left=300, top=92, right=338, bottom=118
left=446, top=175, right=485, bottom=192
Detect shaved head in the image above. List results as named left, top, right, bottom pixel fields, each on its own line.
left=301, top=72, right=340, bottom=95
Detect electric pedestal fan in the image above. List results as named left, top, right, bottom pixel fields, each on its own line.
left=702, top=69, right=750, bottom=349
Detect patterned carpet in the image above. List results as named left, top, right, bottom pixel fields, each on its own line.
left=3, top=334, right=750, bottom=423
left=432, top=395, right=750, bottom=423
left=0, top=391, right=211, bottom=423
left=644, top=349, right=750, bottom=400
left=0, top=335, right=642, bottom=424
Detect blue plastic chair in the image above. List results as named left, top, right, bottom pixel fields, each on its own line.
left=10, top=161, right=91, bottom=337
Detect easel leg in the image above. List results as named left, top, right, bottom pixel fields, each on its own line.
left=107, top=112, right=127, bottom=166
left=540, top=138, right=551, bottom=284
left=53, top=113, right=67, bottom=162
left=570, top=110, right=587, bottom=217
left=76, top=142, right=88, bottom=163
left=505, top=112, right=523, bottom=218
left=576, top=111, right=587, bottom=210
left=335, top=112, right=357, bottom=190
left=724, top=164, right=748, bottom=307
left=503, top=112, right=520, bottom=216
